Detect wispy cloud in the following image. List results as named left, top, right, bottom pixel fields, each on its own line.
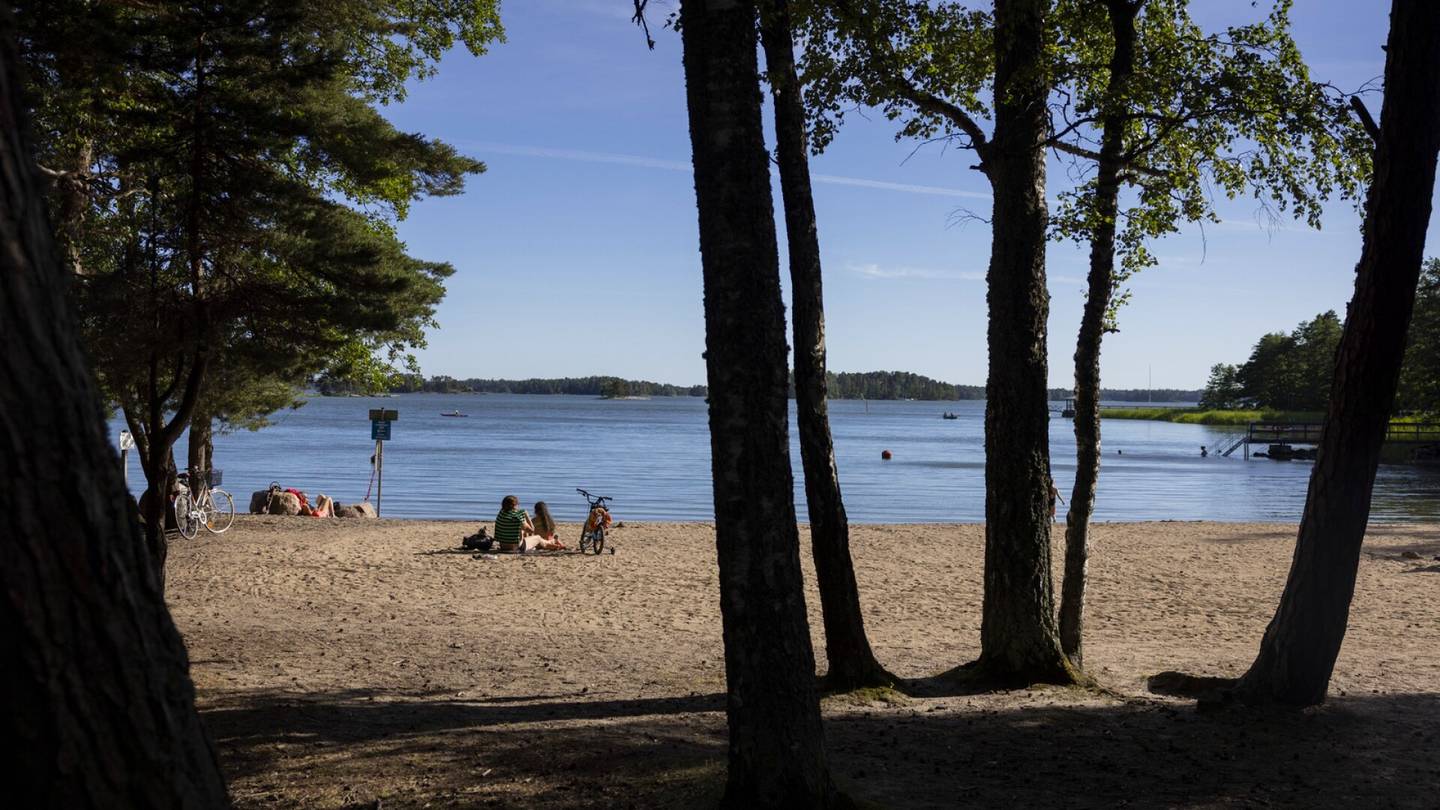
left=848, top=263, right=984, bottom=280
left=811, top=173, right=990, bottom=199
left=1049, top=274, right=1086, bottom=286
left=462, top=141, right=990, bottom=199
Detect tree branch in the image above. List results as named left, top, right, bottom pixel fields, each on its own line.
left=632, top=0, right=655, bottom=50
left=1350, top=96, right=1380, bottom=144
left=830, top=0, right=992, bottom=161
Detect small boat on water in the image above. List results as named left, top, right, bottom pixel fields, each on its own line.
left=942, top=412, right=959, bottom=420
left=441, top=410, right=468, bottom=418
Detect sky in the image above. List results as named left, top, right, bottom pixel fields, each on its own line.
left=378, top=0, right=1434, bottom=390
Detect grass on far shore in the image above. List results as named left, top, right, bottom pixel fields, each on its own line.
left=1098, top=407, right=1323, bottom=425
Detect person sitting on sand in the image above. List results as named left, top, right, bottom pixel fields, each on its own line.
left=494, top=495, right=534, bottom=553
left=530, top=501, right=567, bottom=551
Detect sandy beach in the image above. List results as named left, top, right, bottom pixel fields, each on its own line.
left=169, top=518, right=1440, bottom=808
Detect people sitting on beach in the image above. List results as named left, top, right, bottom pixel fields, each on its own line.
left=531, top=501, right=567, bottom=550
left=494, top=495, right=568, bottom=552
left=494, top=495, right=534, bottom=553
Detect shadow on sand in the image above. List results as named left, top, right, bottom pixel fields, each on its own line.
left=201, top=686, right=1440, bottom=808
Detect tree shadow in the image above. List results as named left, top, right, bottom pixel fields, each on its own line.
left=201, top=688, right=1440, bottom=808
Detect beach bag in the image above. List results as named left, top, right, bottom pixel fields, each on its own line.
left=462, top=527, right=492, bottom=552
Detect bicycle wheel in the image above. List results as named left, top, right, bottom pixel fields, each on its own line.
left=206, top=489, right=235, bottom=534
left=578, top=529, right=592, bottom=554
left=591, top=526, right=605, bottom=555
left=174, top=492, right=200, bottom=540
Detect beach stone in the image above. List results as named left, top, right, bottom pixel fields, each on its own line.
left=336, top=502, right=376, bottom=519
left=267, top=491, right=302, bottom=516
left=249, top=490, right=271, bottom=514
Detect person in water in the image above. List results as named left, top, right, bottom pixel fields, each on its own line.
left=531, top=501, right=567, bottom=550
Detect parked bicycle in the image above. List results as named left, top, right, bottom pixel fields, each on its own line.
left=576, top=488, right=616, bottom=555
left=174, top=469, right=236, bottom=539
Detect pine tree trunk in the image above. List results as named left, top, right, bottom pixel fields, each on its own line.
left=0, top=11, right=231, bottom=803
left=760, top=0, right=890, bottom=692
left=976, top=0, right=1078, bottom=686
left=188, top=410, right=213, bottom=491
left=1060, top=0, right=1138, bottom=669
left=1234, top=0, right=1440, bottom=707
left=139, top=442, right=180, bottom=589
left=679, top=1, right=841, bottom=805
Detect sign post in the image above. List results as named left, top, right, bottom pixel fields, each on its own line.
left=368, top=409, right=398, bottom=516
left=119, top=430, right=135, bottom=486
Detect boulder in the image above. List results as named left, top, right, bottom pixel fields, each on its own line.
left=249, top=490, right=271, bottom=514
left=335, top=501, right=376, bottom=519
left=267, top=491, right=302, bottom=516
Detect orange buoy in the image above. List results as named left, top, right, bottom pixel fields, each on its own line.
left=881, top=450, right=892, bottom=460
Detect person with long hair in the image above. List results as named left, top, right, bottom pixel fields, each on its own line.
left=531, top=501, right=567, bottom=550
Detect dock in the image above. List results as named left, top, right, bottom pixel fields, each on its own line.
left=1212, top=421, right=1440, bottom=461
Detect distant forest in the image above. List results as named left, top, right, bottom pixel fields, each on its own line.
left=318, top=371, right=1199, bottom=402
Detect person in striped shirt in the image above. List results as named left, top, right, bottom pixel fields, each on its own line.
left=493, top=495, right=534, bottom=552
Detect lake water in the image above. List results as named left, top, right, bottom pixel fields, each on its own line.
left=114, top=394, right=1440, bottom=524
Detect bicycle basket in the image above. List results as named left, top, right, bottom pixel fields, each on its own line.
left=208, top=469, right=223, bottom=487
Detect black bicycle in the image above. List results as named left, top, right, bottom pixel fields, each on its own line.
left=576, top=488, right=616, bottom=555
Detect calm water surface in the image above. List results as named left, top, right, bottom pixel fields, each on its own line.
left=115, top=394, right=1440, bottom=523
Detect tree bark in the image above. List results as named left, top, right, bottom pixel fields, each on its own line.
left=679, top=1, right=841, bottom=805
left=1233, top=0, right=1440, bottom=707
left=976, top=0, right=1079, bottom=686
left=0, top=6, right=231, bottom=803
left=187, top=409, right=213, bottom=492
left=1060, top=0, right=1139, bottom=670
left=760, top=0, right=891, bottom=692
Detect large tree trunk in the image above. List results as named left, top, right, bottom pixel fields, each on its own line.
left=1233, top=0, right=1440, bottom=707
left=0, top=9, right=231, bottom=803
left=679, top=1, right=841, bottom=806
left=976, top=0, right=1078, bottom=686
left=1060, top=0, right=1139, bottom=669
left=760, top=0, right=891, bottom=692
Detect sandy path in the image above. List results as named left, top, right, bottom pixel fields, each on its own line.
left=168, top=518, right=1440, bottom=808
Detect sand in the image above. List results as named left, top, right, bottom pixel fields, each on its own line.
left=168, top=518, right=1440, bottom=808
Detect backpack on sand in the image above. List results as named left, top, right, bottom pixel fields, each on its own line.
left=462, top=526, right=492, bottom=552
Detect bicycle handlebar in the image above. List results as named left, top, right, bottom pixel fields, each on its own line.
left=576, top=487, right=613, bottom=504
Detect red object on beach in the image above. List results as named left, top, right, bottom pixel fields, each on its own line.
left=881, top=450, right=892, bottom=460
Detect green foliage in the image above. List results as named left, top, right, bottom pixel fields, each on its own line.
left=1100, top=407, right=1321, bottom=425
left=1050, top=0, right=1369, bottom=292
left=796, top=1, right=1369, bottom=323
left=19, top=0, right=500, bottom=462
left=1397, top=259, right=1440, bottom=415
left=1200, top=363, right=1243, bottom=410
left=1231, top=311, right=1342, bottom=411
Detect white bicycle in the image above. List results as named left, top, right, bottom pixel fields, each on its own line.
left=174, top=469, right=236, bottom=539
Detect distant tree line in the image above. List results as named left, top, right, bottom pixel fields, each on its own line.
left=319, top=369, right=1201, bottom=402
left=1051, top=387, right=1201, bottom=403
left=1202, top=265, right=1440, bottom=414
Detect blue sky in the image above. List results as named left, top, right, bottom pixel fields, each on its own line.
left=380, top=0, right=1432, bottom=390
